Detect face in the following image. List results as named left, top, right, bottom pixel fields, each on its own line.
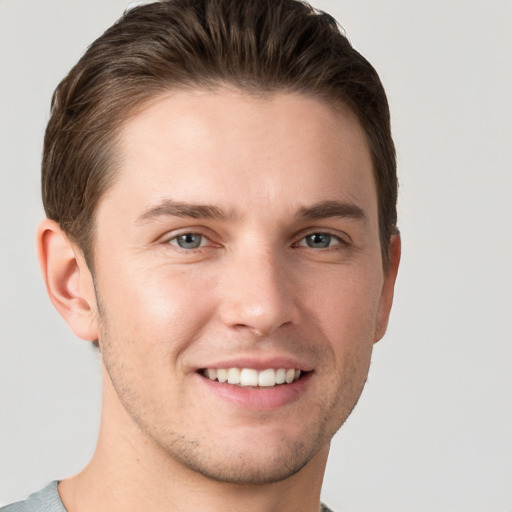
left=90, top=89, right=397, bottom=484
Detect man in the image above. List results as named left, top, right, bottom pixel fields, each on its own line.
left=2, top=0, right=400, bottom=510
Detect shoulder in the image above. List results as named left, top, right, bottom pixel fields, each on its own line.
left=1, top=482, right=67, bottom=512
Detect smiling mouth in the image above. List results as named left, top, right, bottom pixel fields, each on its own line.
left=200, top=367, right=306, bottom=388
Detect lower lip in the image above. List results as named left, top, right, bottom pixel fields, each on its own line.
left=197, top=372, right=312, bottom=411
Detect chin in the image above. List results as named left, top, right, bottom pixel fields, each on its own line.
left=155, top=420, right=331, bottom=486
left=176, top=443, right=315, bottom=485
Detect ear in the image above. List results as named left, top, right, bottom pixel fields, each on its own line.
left=37, top=219, right=99, bottom=341
left=374, top=233, right=401, bottom=343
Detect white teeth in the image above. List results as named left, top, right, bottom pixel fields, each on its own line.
left=275, top=368, right=286, bottom=384
left=203, top=367, right=303, bottom=387
left=227, top=367, right=241, bottom=384
left=240, top=368, right=258, bottom=386
left=258, top=368, right=276, bottom=387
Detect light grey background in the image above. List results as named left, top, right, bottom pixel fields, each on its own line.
left=1, top=1, right=511, bottom=510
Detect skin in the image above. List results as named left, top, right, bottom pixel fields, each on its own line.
left=38, top=89, right=400, bottom=512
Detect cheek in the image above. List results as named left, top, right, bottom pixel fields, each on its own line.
left=97, top=262, right=220, bottom=355
left=305, top=265, right=383, bottom=354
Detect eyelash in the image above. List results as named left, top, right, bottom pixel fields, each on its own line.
left=164, top=230, right=348, bottom=251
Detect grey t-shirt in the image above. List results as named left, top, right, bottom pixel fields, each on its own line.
left=1, top=482, right=335, bottom=511
left=1, top=482, right=66, bottom=512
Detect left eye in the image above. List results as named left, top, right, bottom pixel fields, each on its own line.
left=298, top=233, right=341, bottom=249
left=168, top=233, right=207, bottom=249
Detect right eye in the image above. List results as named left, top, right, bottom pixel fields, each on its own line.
left=168, top=233, right=208, bottom=250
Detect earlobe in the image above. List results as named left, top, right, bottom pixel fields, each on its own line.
left=374, top=233, right=401, bottom=343
left=37, top=219, right=99, bottom=341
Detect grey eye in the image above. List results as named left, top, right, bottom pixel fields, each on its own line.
left=302, top=233, right=337, bottom=248
left=173, top=233, right=204, bottom=249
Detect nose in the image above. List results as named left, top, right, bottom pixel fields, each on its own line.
left=218, top=246, right=300, bottom=337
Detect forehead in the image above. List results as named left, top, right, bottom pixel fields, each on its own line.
left=100, top=88, right=376, bottom=225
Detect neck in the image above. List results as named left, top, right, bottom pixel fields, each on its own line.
left=59, top=371, right=329, bottom=512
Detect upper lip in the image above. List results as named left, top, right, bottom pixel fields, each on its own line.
left=195, top=355, right=314, bottom=372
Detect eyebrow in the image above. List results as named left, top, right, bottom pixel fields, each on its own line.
left=135, top=199, right=237, bottom=224
left=135, top=199, right=367, bottom=225
left=297, top=200, right=368, bottom=223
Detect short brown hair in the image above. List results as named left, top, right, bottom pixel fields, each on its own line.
left=42, top=0, right=397, bottom=268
